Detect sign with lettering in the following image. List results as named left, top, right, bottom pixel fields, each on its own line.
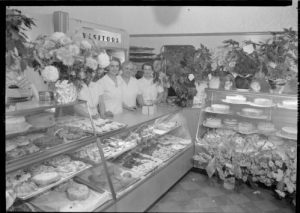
left=78, top=27, right=122, bottom=44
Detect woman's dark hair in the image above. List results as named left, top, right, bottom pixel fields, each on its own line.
left=142, top=63, right=153, bottom=70
left=110, top=57, right=121, bottom=70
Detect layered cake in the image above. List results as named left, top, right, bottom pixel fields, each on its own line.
left=257, top=122, right=275, bottom=132
left=6, top=116, right=30, bottom=133
left=26, top=112, right=56, bottom=128
left=282, top=100, right=297, bottom=108
left=66, top=182, right=90, bottom=201
left=223, top=118, right=238, bottom=129
left=282, top=127, right=297, bottom=137
left=241, top=108, right=263, bottom=117
left=32, top=172, right=60, bottom=186
left=211, top=104, right=230, bottom=113
left=225, top=95, right=246, bottom=103
left=253, top=98, right=273, bottom=106
left=238, top=122, right=255, bottom=133
left=205, top=118, right=222, bottom=127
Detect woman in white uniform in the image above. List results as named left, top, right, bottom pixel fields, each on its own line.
left=120, top=61, right=141, bottom=111
left=74, top=70, right=102, bottom=119
left=98, top=58, right=123, bottom=117
left=137, top=63, right=164, bottom=106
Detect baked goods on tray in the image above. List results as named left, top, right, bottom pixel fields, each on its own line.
left=241, top=108, right=263, bottom=117
left=66, top=182, right=90, bottom=201
left=6, top=116, right=31, bottom=134
left=211, top=104, right=230, bottom=113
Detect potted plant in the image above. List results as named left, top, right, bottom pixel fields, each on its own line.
left=6, top=7, right=36, bottom=73
left=257, top=28, right=298, bottom=94
left=218, top=39, right=261, bottom=90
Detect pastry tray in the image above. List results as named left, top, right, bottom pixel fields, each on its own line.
left=221, top=99, right=248, bottom=105
left=29, top=182, right=111, bottom=212
left=18, top=164, right=92, bottom=200
left=247, top=102, right=276, bottom=108
left=152, top=125, right=181, bottom=135
left=276, top=132, right=297, bottom=140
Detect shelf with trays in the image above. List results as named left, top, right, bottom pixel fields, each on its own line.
left=197, top=88, right=298, bottom=140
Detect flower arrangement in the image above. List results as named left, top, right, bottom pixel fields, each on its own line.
left=31, top=32, right=110, bottom=90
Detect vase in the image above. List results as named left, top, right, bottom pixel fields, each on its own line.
left=209, top=76, right=220, bottom=89
left=54, top=80, right=78, bottom=104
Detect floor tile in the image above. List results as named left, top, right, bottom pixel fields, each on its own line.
left=201, top=186, right=226, bottom=196
left=243, top=191, right=266, bottom=201
left=186, top=189, right=208, bottom=198
left=193, top=197, right=218, bottom=209
left=180, top=180, right=203, bottom=190
left=211, top=195, right=234, bottom=206
left=227, top=193, right=251, bottom=204
left=253, top=200, right=279, bottom=211
left=165, top=190, right=192, bottom=202
left=221, top=204, right=247, bottom=213
left=202, top=206, right=224, bottom=212
left=155, top=201, right=185, bottom=212
left=238, top=202, right=263, bottom=213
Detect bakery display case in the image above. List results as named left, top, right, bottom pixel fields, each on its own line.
left=6, top=103, right=195, bottom=212
left=5, top=100, right=117, bottom=212
left=194, top=88, right=297, bottom=198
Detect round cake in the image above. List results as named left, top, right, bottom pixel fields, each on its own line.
left=211, top=104, right=230, bottom=113
left=26, top=112, right=56, bottom=128
left=238, top=122, right=255, bottom=133
left=241, top=108, right=263, bottom=117
left=253, top=98, right=273, bottom=106
left=282, top=127, right=297, bottom=137
left=257, top=122, right=275, bottom=132
left=66, top=182, right=90, bottom=201
left=223, top=118, right=238, bottom=128
left=6, top=116, right=30, bottom=133
left=225, top=95, right=246, bottom=103
left=205, top=118, right=222, bottom=127
left=32, top=172, right=60, bottom=186
left=282, top=100, right=297, bottom=108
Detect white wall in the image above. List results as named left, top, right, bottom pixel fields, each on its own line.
left=13, top=6, right=297, bottom=35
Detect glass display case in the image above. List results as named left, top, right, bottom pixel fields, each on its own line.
left=194, top=88, right=297, bottom=197
left=6, top=102, right=193, bottom=212
left=6, top=100, right=116, bottom=212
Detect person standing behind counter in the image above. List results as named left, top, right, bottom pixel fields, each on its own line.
left=74, top=70, right=102, bottom=119
left=137, top=63, right=164, bottom=106
left=98, top=58, right=123, bottom=117
left=120, top=61, right=141, bottom=111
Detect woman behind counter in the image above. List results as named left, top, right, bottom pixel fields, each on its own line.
left=120, top=61, right=141, bottom=111
left=137, top=63, right=164, bottom=106
left=98, top=58, right=124, bottom=117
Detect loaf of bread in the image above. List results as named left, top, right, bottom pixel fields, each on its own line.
left=66, top=182, right=90, bottom=201
left=32, top=172, right=60, bottom=186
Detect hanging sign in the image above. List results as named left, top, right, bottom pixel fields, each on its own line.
left=77, top=26, right=122, bottom=44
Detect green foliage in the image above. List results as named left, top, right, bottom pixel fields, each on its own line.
left=6, top=7, right=36, bottom=72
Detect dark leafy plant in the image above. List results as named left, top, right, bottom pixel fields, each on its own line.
left=6, top=7, right=36, bottom=72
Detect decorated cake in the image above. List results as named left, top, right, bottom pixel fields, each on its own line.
left=32, top=172, right=61, bottom=186
left=223, top=118, right=238, bottom=128
left=241, top=108, right=263, bottom=117
left=26, top=112, right=56, bottom=128
left=6, top=116, right=30, bottom=133
left=281, top=127, right=297, bottom=137
left=66, top=182, right=90, bottom=201
left=238, top=122, right=255, bottom=133
left=225, top=95, right=246, bottom=103
left=211, top=104, right=230, bottom=113
left=253, top=98, right=273, bottom=106
left=205, top=118, right=222, bottom=127
left=282, top=100, right=297, bottom=108
left=257, top=122, right=275, bottom=132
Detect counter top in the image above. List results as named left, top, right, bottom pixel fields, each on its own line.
left=112, top=104, right=181, bottom=129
